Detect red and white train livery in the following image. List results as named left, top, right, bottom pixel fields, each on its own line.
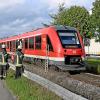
left=0, top=25, right=85, bottom=71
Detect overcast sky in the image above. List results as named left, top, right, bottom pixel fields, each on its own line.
left=0, top=0, right=95, bottom=38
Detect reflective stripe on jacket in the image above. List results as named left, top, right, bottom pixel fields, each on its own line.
left=14, top=51, right=24, bottom=67
left=0, top=52, right=8, bottom=65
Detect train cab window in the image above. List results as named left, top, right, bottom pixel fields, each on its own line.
left=35, top=36, right=41, bottom=49
left=47, top=35, right=53, bottom=51
left=29, top=37, right=34, bottom=49
left=57, top=30, right=81, bottom=48
left=25, top=38, right=28, bottom=49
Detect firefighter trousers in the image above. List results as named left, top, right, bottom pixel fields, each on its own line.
left=0, top=65, right=7, bottom=78
left=15, top=67, right=22, bottom=79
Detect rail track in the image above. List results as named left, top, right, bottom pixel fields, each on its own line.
left=71, top=73, right=100, bottom=87
left=23, top=62, right=100, bottom=87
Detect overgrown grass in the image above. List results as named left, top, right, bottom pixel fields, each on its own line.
left=5, top=70, right=61, bottom=100
left=86, top=58, right=100, bottom=74
left=86, top=58, right=100, bottom=65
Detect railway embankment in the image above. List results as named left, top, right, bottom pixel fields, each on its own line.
left=61, top=77, right=100, bottom=100
left=10, top=63, right=100, bottom=100
left=10, top=63, right=87, bottom=100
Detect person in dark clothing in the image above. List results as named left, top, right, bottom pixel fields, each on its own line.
left=14, top=45, right=24, bottom=79
left=0, top=44, right=10, bottom=79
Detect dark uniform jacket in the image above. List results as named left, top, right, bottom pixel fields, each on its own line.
left=0, top=51, right=9, bottom=65
left=14, top=50, right=24, bottom=67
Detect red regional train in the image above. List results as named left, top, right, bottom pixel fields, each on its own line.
left=0, top=25, right=85, bottom=71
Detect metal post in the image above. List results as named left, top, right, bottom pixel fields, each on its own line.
left=45, top=44, right=49, bottom=72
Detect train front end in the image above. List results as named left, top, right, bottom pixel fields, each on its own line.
left=55, top=26, right=85, bottom=71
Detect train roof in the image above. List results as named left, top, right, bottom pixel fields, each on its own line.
left=0, top=25, right=77, bottom=43
left=53, top=25, right=76, bottom=31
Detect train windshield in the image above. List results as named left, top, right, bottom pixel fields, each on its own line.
left=57, top=30, right=80, bottom=48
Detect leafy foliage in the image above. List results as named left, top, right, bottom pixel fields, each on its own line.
left=92, top=0, right=100, bottom=41
left=50, top=4, right=93, bottom=38
left=92, top=0, right=100, bottom=32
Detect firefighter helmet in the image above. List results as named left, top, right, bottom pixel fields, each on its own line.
left=18, top=45, right=22, bottom=49
left=2, top=44, right=6, bottom=48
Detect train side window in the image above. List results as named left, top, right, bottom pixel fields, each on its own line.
left=12, top=40, right=16, bottom=51
left=35, top=36, right=41, bottom=49
left=2, top=42, right=5, bottom=45
left=47, top=35, right=53, bottom=51
left=5, top=42, right=7, bottom=48
left=10, top=41, right=13, bottom=52
left=29, top=37, right=34, bottom=49
left=16, top=39, right=23, bottom=49
left=7, top=41, right=9, bottom=49
left=0, top=43, right=1, bottom=48
left=22, top=39, right=24, bottom=49
left=25, top=38, right=28, bottom=49
left=10, top=41, right=12, bottom=51
left=13, top=41, right=15, bottom=48
left=16, top=40, right=19, bottom=49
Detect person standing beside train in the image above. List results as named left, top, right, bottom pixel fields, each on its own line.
left=0, top=44, right=10, bottom=79
left=14, top=45, right=24, bottom=79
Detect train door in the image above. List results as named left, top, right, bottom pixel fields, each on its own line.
left=42, top=34, right=53, bottom=55
left=46, top=35, right=53, bottom=52
left=42, top=34, right=54, bottom=71
left=42, top=34, right=47, bottom=52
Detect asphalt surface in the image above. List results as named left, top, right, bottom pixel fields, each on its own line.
left=0, top=79, right=16, bottom=100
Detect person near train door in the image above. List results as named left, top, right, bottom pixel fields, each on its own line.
left=0, top=44, right=10, bottom=79
left=14, top=45, right=24, bottom=79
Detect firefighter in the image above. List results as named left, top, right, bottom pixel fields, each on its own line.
left=14, top=45, right=24, bottom=79
left=0, top=44, right=9, bottom=79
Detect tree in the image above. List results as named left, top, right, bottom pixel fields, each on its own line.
left=50, top=5, right=92, bottom=38
left=50, top=3, right=65, bottom=25
left=92, top=0, right=100, bottom=41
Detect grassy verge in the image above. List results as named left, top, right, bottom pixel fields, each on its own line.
left=86, top=58, right=100, bottom=64
left=86, top=58, right=100, bottom=74
left=5, top=69, right=61, bottom=100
